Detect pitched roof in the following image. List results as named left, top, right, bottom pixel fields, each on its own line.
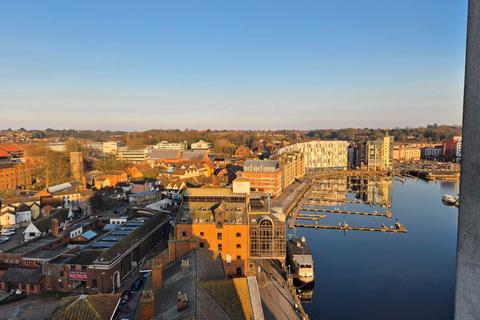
left=243, top=159, right=279, bottom=171
left=51, top=294, right=121, bottom=320
left=15, top=204, right=31, bottom=213
left=149, top=149, right=181, bottom=160
left=0, top=143, right=23, bottom=153
left=181, top=151, right=208, bottom=161
left=0, top=149, right=11, bottom=158
left=0, top=267, right=43, bottom=284
left=33, top=208, right=70, bottom=233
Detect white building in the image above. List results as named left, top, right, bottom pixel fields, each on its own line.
left=153, top=141, right=186, bottom=150
left=116, top=147, right=150, bottom=162
left=190, top=140, right=212, bottom=151
left=48, top=142, right=66, bottom=152
left=278, top=141, right=348, bottom=170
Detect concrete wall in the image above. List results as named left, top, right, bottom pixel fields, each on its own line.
left=455, top=1, right=480, bottom=319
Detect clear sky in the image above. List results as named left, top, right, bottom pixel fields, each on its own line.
left=0, top=0, right=468, bottom=130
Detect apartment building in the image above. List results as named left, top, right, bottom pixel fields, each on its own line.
left=275, top=152, right=305, bottom=190
left=241, top=159, right=282, bottom=197
left=392, top=144, right=422, bottom=162
left=278, top=140, right=348, bottom=170
left=443, top=136, right=462, bottom=162
left=367, top=134, right=393, bottom=171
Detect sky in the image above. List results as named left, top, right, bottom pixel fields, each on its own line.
left=0, top=0, right=468, bottom=131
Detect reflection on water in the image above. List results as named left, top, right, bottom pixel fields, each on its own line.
left=294, top=177, right=458, bottom=320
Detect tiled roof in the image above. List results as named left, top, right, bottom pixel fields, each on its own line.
left=243, top=159, right=279, bottom=170
left=51, top=293, right=120, bottom=320
left=0, top=149, right=11, bottom=157
left=0, top=143, right=23, bottom=153
left=149, top=149, right=180, bottom=160
left=33, top=208, right=70, bottom=233
left=0, top=267, right=43, bottom=284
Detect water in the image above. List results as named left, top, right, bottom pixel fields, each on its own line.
left=295, top=178, right=459, bottom=320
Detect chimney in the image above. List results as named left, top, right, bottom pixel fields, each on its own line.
left=139, top=290, right=154, bottom=320
left=151, top=259, right=163, bottom=291
left=51, top=219, right=59, bottom=237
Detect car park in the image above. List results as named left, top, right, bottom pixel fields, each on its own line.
left=1, top=230, right=15, bottom=236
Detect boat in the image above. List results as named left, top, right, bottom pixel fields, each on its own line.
left=442, top=194, right=457, bottom=205
left=287, top=237, right=314, bottom=288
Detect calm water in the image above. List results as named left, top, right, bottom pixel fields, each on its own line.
left=295, top=178, right=459, bottom=320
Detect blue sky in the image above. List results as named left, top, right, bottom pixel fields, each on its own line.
left=0, top=0, right=468, bottom=130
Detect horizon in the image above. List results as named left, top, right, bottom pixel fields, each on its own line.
left=0, top=123, right=463, bottom=133
left=1, top=1, right=467, bottom=130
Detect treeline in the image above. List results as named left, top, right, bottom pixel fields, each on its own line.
left=305, top=125, right=462, bottom=143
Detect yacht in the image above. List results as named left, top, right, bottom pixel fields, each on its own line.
left=442, top=194, right=457, bottom=205
left=287, top=237, right=314, bottom=288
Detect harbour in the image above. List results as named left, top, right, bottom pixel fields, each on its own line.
left=291, top=176, right=459, bottom=320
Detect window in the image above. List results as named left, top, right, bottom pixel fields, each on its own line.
left=199, top=242, right=205, bottom=248
left=200, top=232, right=204, bottom=237
left=236, top=232, right=241, bottom=237
left=92, top=279, right=97, bottom=288
left=236, top=244, right=241, bottom=249
left=218, top=244, right=222, bottom=251
left=70, top=265, right=76, bottom=271
left=81, top=265, right=87, bottom=272
left=217, top=232, right=222, bottom=240
left=237, top=255, right=241, bottom=260
left=182, top=231, right=187, bottom=237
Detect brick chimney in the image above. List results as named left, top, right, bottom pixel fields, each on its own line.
left=139, top=290, right=154, bottom=320
left=51, top=218, right=59, bottom=237
left=151, top=259, right=163, bottom=291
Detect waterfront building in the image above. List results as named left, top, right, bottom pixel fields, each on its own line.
left=278, top=140, right=348, bottom=170
left=275, top=151, right=305, bottom=190
left=392, top=144, right=422, bottom=162
left=242, top=159, right=282, bottom=197
left=443, top=136, right=462, bottom=162
left=367, top=134, right=393, bottom=171
left=172, top=180, right=286, bottom=277
left=421, top=145, right=443, bottom=161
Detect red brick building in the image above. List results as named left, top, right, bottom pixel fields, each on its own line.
left=241, top=159, right=282, bottom=197
left=0, top=162, right=32, bottom=192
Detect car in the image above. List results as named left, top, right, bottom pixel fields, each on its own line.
left=0, top=236, right=10, bottom=244
left=1, top=231, right=15, bottom=236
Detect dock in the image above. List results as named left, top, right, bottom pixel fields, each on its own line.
left=293, top=223, right=408, bottom=233
left=300, top=207, right=392, bottom=218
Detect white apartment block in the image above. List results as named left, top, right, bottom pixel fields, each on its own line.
left=278, top=141, right=348, bottom=170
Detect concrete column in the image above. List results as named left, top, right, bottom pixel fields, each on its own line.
left=455, top=1, right=480, bottom=319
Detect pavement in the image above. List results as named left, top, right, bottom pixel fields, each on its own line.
left=0, top=296, right=59, bottom=320
left=255, top=260, right=304, bottom=320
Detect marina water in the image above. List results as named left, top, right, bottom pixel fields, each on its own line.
left=295, top=178, right=458, bottom=320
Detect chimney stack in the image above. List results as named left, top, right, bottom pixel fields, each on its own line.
left=152, top=259, right=163, bottom=290
left=51, top=218, right=59, bottom=237
left=139, top=290, right=154, bottom=320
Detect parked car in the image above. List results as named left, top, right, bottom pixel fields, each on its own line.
left=0, top=236, right=10, bottom=244
left=1, top=231, right=15, bottom=236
